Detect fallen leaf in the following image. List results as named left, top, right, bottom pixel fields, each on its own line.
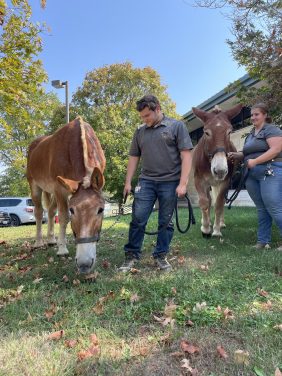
left=180, top=359, right=199, bottom=375
left=48, top=257, right=54, bottom=263
left=217, top=345, right=228, bottom=359
left=130, top=293, right=140, bottom=303
left=84, top=272, right=99, bottom=281
left=92, top=302, right=104, bottom=315
left=193, top=302, right=207, bottom=312
left=62, top=275, right=69, bottom=282
left=139, top=346, right=150, bottom=356
left=47, top=330, right=64, bottom=340
left=102, top=259, right=110, bottom=268
left=72, top=279, right=80, bottom=285
left=170, top=351, right=183, bottom=357
left=186, top=320, right=194, bottom=327
left=159, top=332, right=172, bottom=345
left=178, top=255, right=185, bottom=264
left=130, top=268, right=140, bottom=274
left=223, top=307, right=234, bottom=319
left=89, top=333, right=99, bottom=345
left=234, top=349, right=249, bottom=365
left=64, top=339, right=78, bottom=348
left=273, top=324, right=282, bottom=331
left=171, top=287, right=177, bottom=295
left=33, top=277, right=43, bottom=284
left=180, top=340, right=200, bottom=354
left=200, top=264, right=209, bottom=271
left=253, top=366, right=265, bottom=376
left=164, top=301, right=178, bottom=318
left=77, top=345, right=100, bottom=361
left=257, top=288, right=268, bottom=297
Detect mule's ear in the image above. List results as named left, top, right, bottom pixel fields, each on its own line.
left=192, top=107, right=213, bottom=123
left=57, top=176, right=80, bottom=193
left=91, top=167, right=105, bottom=191
left=225, top=104, right=243, bottom=120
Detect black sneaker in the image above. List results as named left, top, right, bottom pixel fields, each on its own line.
left=118, top=255, right=138, bottom=273
left=155, top=255, right=172, bottom=272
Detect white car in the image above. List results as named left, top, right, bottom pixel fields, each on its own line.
left=0, top=197, right=47, bottom=226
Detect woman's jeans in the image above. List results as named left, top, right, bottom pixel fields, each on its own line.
left=245, top=162, right=282, bottom=244
left=124, top=179, right=178, bottom=259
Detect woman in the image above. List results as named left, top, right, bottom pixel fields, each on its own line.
left=229, top=103, right=282, bottom=250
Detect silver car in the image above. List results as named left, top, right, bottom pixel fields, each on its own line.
left=0, top=197, right=47, bottom=226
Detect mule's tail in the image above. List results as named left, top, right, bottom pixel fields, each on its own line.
left=42, top=192, right=57, bottom=211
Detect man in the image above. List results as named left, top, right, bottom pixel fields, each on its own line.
left=119, top=95, right=193, bottom=272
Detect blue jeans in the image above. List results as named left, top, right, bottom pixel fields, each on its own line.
left=124, top=179, right=178, bottom=259
left=245, top=162, right=282, bottom=244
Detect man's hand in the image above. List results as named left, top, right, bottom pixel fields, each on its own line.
left=176, top=183, right=187, bottom=198
left=123, top=183, right=132, bottom=199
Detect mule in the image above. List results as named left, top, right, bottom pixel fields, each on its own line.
left=26, top=117, right=106, bottom=274
left=192, top=104, right=242, bottom=237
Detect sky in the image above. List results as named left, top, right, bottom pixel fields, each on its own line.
left=30, top=0, right=246, bottom=116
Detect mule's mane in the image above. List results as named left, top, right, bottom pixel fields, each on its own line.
left=79, top=117, right=93, bottom=189
left=211, top=105, right=222, bottom=114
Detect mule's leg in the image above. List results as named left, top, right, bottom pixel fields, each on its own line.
left=55, top=192, right=69, bottom=256
left=213, top=181, right=229, bottom=237
left=43, top=192, right=57, bottom=245
left=30, top=183, right=44, bottom=247
left=196, top=179, right=212, bottom=236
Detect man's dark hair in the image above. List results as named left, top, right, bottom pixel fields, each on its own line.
left=136, top=95, right=160, bottom=112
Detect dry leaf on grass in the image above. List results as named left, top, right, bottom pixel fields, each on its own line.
left=102, top=259, right=110, bottom=268
left=199, top=264, right=209, bottom=271
left=72, top=279, right=81, bottom=285
left=130, top=268, right=140, bottom=274
left=180, top=359, right=199, bottom=375
left=273, top=324, right=282, bottom=331
left=130, top=293, right=140, bottom=303
left=257, top=288, right=268, bottom=297
left=90, top=333, right=99, bottom=345
left=65, top=339, right=78, bottom=348
left=62, top=275, right=69, bottom=282
left=44, top=303, right=57, bottom=320
left=33, top=277, right=43, bottom=284
left=180, top=340, right=200, bottom=355
left=171, top=287, right=177, bottom=295
left=217, top=345, right=228, bottom=359
left=47, top=330, right=64, bottom=340
left=178, top=255, right=185, bottom=264
left=84, top=272, right=99, bottom=281
left=77, top=345, right=100, bottom=361
left=234, top=349, right=249, bottom=365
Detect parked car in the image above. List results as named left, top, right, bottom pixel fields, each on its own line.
left=0, top=211, right=11, bottom=227
left=0, top=197, right=47, bottom=226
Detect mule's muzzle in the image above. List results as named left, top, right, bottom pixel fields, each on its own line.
left=76, top=257, right=95, bottom=274
left=212, top=166, right=228, bottom=180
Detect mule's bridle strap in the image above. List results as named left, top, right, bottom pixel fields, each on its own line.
left=75, top=234, right=100, bottom=244
left=208, top=147, right=227, bottom=160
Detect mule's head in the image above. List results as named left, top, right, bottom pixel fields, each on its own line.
left=192, top=104, right=242, bottom=181
left=57, top=167, right=105, bottom=274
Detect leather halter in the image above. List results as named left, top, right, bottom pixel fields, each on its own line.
left=208, top=147, right=227, bottom=161
left=74, top=233, right=100, bottom=244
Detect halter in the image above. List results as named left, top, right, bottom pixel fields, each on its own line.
left=208, top=147, right=227, bottom=161
left=74, top=234, right=100, bottom=244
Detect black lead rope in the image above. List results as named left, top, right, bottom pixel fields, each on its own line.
left=123, top=192, right=196, bottom=235
left=225, top=162, right=249, bottom=209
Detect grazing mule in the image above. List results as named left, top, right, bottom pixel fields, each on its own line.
left=192, top=104, right=242, bottom=237
left=26, top=117, right=106, bottom=274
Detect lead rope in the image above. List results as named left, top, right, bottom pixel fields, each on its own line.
left=121, top=192, right=195, bottom=235
left=225, top=162, right=249, bottom=209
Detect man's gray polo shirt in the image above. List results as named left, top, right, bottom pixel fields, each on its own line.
left=129, top=116, right=193, bottom=181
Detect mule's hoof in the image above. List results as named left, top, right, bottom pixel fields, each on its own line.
left=212, top=232, right=222, bottom=237
left=202, top=232, right=212, bottom=238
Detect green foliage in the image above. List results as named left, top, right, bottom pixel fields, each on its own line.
left=72, top=62, right=179, bottom=202
left=0, top=1, right=61, bottom=195
left=196, top=0, right=282, bottom=121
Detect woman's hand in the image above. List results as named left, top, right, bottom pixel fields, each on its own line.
left=227, top=152, right=244, bottom=163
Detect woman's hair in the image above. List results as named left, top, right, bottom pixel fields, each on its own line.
left=251, top=103, right=272, bottom=123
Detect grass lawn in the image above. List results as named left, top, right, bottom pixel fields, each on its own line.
left=0, top=207, right=281, bottom=376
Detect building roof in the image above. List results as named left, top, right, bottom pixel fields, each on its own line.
left=183, top=74, right=260, bottom=132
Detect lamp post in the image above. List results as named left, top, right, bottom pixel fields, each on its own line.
left=51, top=80, right=69, bottom=123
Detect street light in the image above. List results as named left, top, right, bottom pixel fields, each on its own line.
left=51, top=80, right=69, bottom=123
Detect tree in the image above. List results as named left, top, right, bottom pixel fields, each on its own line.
left=195, top=0, right=282, bottom=120
left=72, top=62, right=179, bottom=202
left=0, top=0, right=61, bottom=195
